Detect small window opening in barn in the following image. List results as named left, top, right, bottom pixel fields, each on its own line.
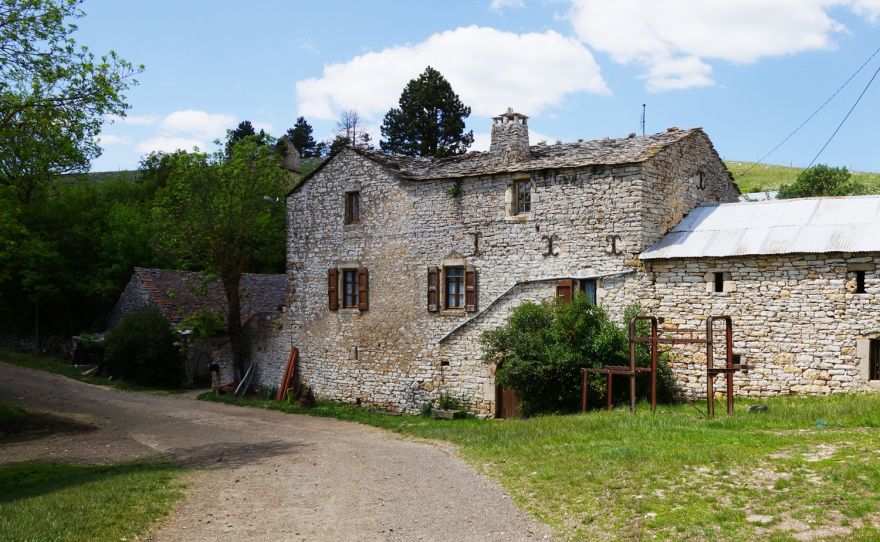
left=579, top=279, right=597, bottom=304
left=856, top=271, right=867, bottom=294
left=514, top=180, right=531, bottom=215
left=870, top=339, right=880, bottom=381
left=713, top=272, right=725, bottom=293
left=342, top=269, right=359, bottom=308
left=344, top=191, right=360, bottom=225
left=445, top=267, right=465, bottom=309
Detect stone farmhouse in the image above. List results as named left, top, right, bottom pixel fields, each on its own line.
left=244, top=108, right=880, bottom=417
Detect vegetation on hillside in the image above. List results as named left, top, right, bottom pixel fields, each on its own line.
left=727, top=160, right=880, bottom=194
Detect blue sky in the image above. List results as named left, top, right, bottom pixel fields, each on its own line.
left=78, top=0, right=880, bottom=173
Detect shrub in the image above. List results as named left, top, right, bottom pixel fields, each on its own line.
left=482, top=295, right=675, bottom=414
left=104, top=307, right=183, bottom=387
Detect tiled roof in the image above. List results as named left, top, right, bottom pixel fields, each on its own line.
left=134, top=268, right=287, bottom=326
left=348, top=128, right=703, bottom=181
left=641, top=195, right=880, bottom=259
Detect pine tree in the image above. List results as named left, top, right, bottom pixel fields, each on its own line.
left=284, top=117, right=318, bottom=157
left=380, top=67, right=474, bottom=158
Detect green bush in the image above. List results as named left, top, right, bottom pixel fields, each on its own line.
left=481, top=295, right=675, bottom=414
left=104, top=308, right=183, bottom=387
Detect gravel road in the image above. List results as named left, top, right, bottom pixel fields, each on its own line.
left=0, top=363, right=553, bottom=541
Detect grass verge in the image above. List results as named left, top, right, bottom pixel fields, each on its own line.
left=0, top=461, right=185, bottom=542
left=0, top=400, right=28, bottom=440
left=202, top=392, right=880, bottom=541
left=726, top=160, right=880, bottom=194
left=0, top=348, right=188, bottom=394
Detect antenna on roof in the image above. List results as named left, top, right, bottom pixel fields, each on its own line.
left=640, top=104, right=646, bottom=136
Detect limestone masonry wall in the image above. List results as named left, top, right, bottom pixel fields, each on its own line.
left=642, top=254, right=880, bottom=397
left=282, top=131, right=733, bottom=415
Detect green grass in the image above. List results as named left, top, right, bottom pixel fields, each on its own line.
left=202, top=392, right=880, bottom=541
left=0, top=400, right=28, bottom=440
left=0, top=348, right=188, bottom=394
left=726, top=160, right=880, bottom=194
left=0, top=461, right=185, bottom=542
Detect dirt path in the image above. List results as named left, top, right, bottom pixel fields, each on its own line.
left=0, top=363, right=552, bottom=541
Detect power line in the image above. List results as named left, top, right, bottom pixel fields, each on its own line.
left=736, top=44, right=880, bottom=179
left=807, top=58, right=880, bottom=167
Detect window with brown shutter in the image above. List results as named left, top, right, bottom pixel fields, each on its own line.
left=357, top=268, right=369, bottom=311
left=427, top=267, right=439, bottom=312
left=342, top=269, right=359, bottom=308
left=465, top=266, right=477, bottom=312
left=556, top=278, right=573, bottom=303
left=328, top=268, right=339, bottom=311
left=445, top=267, right=465, bottom=309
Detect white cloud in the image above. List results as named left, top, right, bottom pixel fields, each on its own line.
left=135, top=137, right=206, bottom=154
left=490, top=0, right=525, bottom=10
left=160, top=110, right=235, bottom=140
left=97, top=134, right=132, bottom=145
left=296, top=26, right=608, bottom=122
left=107, top=114, right=158, bottom=126
left=567, top=0, right=880, bottom=91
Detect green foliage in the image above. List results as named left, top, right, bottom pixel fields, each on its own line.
left=177, top=309, right=226, bottom=338
left=380, top=66, right=474, bottom=157
left=726, top=161, right=880, bottom=195
left=436, top=393, right=462, bottom=411
left=778, top=163, right=866, bottom=199
left=283, top=116, right=320, bottom=158
left=0, top=461, right=184, bottom=542
left=0, top=0, right=142, bottom=203
left=482, top=296, right=674, bottom=414
left=103, top=307, right=183, bottom=387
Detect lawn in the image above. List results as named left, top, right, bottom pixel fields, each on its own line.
left=0, top=348, right=187, bottom=394
left=0, top=461, right=185, bottom=542
left=203, top=392, right=880, bottom=541
left=726, top=160, right=880, bottom=195
left=0, top=400, right=28, bottom=440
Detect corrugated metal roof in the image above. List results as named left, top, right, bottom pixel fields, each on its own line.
left=641, top=195, right=880, bottom=259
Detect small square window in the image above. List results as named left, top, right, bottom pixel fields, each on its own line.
left=445, top=267, right=465, bottom=309
left=579, top=279, right=597, bottom=304
left=870, top=339, right=880, bottom=381
left=856, top=271, right=867, bottom=294
left=713, top=272, right=725, bottom=293
left=514, top=180, right=531, bottom=215
left=342, top=269, right=359, bottom=308
left=344, top=191, right=360, bottom=225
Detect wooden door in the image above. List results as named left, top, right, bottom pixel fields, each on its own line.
left=496, top=386, right=520, bottom=418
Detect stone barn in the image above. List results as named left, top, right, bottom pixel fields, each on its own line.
left=640, top=196, right=880, bottom=397
left=276, top=109, right=742, bottom=415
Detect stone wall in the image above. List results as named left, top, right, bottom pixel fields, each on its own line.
left=284, top=133, right=731, bottom=415
left=641, top=253, right=880, bottom=397
left=105, top=274, right=151, bottom=329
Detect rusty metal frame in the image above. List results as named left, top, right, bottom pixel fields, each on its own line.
left=581, top=314, right=750, bottom=416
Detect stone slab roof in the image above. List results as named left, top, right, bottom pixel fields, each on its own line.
left=641, top=195, right=880, bottom=259
left=294, top=128, right=704, bottom=190
left=133, top=267, right=287, bottom=326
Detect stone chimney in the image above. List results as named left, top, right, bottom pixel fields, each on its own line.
left=490, top=107, right=530, bottom=163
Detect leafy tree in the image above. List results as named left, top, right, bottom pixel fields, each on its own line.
left=104, top=307, right=183, bottom=387
left=0, top=0, right=141, bottom=203
left=283, top=116, right=318, bottom=158
left=225, top=120, right=271, bottom=157
left=481, top=296, right=674, bottom=414
left=151, top=136, right=291, bottom=378
left=778, top=164, right=865, bottom=199
left=380, top=66, right=474, bottom=158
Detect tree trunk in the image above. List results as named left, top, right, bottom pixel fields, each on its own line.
left=222, top=273, right=245, bottom=380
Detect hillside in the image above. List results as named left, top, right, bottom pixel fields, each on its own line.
left=726, top=161, right=880, bottom=194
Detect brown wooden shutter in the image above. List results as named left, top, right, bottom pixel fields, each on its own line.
left=556, top=278, right=573, bottom=303
left=357, top=267, right=369, bottom=311
left=465, top=266, right=477, bottom=312
left=328, top=268, right=339, bottom=311
left=427, top=267, right=439, bottom=312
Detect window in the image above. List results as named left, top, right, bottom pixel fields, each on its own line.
left=344, top=191, right=360, bottom=225
left=514, top=180, right=531, bottom=215
left=342, top=269, right=359, bottom=308
left=856, top=271, right=867, bottom=294
left=445, top=267, right=465, bottom=309
left=328, top=267, right=369, bottom=311
left=871, top=339, right=880, bottom=381
left=713, top=272, right=724, bottom=293
left=579, top=279, right=597, bottom=304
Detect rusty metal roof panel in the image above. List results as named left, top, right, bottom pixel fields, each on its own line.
left=642, top=196, right=880, bottom=259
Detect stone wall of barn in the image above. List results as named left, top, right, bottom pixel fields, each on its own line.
left=282, top=136, right=732, bottom=415
left=105, top=275, right=151, bottom=329
left=641, top=254, right=880, bottom=397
